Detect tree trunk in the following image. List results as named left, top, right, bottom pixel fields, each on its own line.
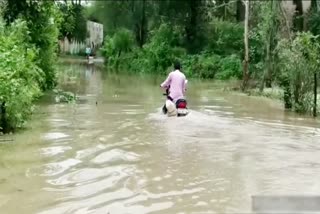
left=134, top=0, right=147, bottom=48
left=312, top=0, right=319, bottom=117
left=0, top=102, right=7, bottom=134
left=241, top=0, right=249, bottom=91
left=293, top=0, right=304, bottom=32
left=115, top=50, right=122, bottom=71
left=260, top=0, right=274, bottom=92
left=284, top=85, right=292, bottom=109
left=313, top=72, right=317, bottom=117
left=224, top=0, right=228, bottom=19
left=293, top=74, right=302, bottom=111
left=185, top=0, right=198, bottom=53
left=218, top=0, right=229, bottom=20
left=139, top=0, right=146, bottom=48
left=236, top=0, right=245, bottom=22
left=279, top=2, right=293, bottom=40
left=259, top=40, right=271, bottom=92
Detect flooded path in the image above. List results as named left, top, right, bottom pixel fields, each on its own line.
left=1, top=62, right=320, bottom=214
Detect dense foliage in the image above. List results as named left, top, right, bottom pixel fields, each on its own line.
left=3, top=0, right=60, bottom=90
left=276, top=32, right=320, bottom=114
left=1, top=0, right=320, bottom=134
left=0, top=0, right=92, bottom=133
left=102, top=19, right=243, bottom=80
left=94, top=1, right=245, bottom=80
left=0, top=0, right=64, bottom=133
left=0, top=19, right=43, bottom=132
left=94, top=0, right=320, bottom=115
left=57, top=1, right=87, bottom=42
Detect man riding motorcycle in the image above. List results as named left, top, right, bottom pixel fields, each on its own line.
left=160, top=61, right=187, bottom=114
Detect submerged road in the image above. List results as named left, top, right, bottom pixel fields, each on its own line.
left=0, top=61, right=320, bottom=214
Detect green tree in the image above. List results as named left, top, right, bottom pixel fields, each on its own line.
left=253, top=1, right=281, bottom=91
left=277, top=32, right=320, bottom=114
left=57, top=1, right=87, bottom=42
left=3, top=0, right=60, bottom=90
left=0, top=19, right=43, bottom=133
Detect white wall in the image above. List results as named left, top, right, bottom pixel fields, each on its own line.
left=59, top=20, right=104, bottom=55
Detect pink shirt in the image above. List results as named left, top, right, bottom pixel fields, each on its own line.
left=160, top=70, right=187, bottom=102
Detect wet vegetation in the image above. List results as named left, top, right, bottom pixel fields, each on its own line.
left=0, top=0, right=87, bottom=133
left=1, top=0, right=320, bottom=133
left=89, top=0, right=320, bottom=116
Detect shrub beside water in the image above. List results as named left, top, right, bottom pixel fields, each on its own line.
left=102, top=21, right=244, bottom=80
left=0, top=19, right=43, bottom=132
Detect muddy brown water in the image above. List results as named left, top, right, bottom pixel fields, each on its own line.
left=0, top=62, right=320, bottom=214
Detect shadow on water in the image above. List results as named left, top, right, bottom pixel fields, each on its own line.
left=0, top=61, right=320, bottom=214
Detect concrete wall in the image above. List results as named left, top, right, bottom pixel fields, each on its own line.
left=59, top=20, right=104, bottom=55
left=86, top=20, right=104, bottom=48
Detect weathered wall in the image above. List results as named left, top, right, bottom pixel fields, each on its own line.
left=86, top=20, right=104, bottom=48
left=59, top=20, right=104, bottom=55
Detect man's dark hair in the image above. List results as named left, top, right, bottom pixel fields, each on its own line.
left=174, top=61, right=181, bottom=70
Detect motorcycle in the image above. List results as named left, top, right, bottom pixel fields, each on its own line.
left=162, top=87, right=189, bottom=117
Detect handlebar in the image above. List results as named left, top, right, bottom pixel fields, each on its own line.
left=163, top=88, right=169, bottom=96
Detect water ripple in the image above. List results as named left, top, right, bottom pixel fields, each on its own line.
left=40, top=146, right=73, bottom=157
left=3, top=66, right=320, bottom=214
left=91, top=149, right=140, bottom=164
left=42, top=132, right=70, bottom=141
left=41, top=159, right=82, bottom=176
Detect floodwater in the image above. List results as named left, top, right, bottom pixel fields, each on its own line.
left=1, top=61, right=320, bottom=214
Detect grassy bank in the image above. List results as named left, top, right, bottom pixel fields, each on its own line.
left=244, top=87, right=284, bottom=101
left=225, top=83, right=320, bottom=116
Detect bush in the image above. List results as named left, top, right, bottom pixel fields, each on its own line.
left=103, top=23, right=187, bottom=75
left=102, top=28, right=135, bottom=69
left=142, top=40, right=173, bottom=73
left=216, top=54, right=242, bottom=80
left=102, top=35, right=116, bottom=64
left=101, top=21, right=243, bottom=81
left=147, top=23, right=184, bottom=48
left=0, top=19, right=43, bottom=132
left=206, top=18, right=244, bottom=56
left=182, top=53, right=242, bottom=80
left=113, top=28, right=135, bottom=53
left=276, top=32, right=320, bottom=114
left=134, top=23, right=186, bottom=74
left=26, top=2, right=60, bottom=90
left=182, top=54, right=220, bottom=78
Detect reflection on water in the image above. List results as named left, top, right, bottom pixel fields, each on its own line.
left=0, top=61, right=320, bottom=214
